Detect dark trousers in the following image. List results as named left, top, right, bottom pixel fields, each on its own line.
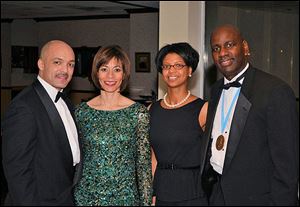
left=209, top=180, right=225, bottom=206
left=202, top=166, right=225, bottom=206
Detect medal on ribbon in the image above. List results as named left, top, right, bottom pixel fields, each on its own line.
left=217, top=88, right=241, bottom=151
left=216, top=135, right=225, bottom=150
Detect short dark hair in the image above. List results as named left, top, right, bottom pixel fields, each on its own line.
left=91, top=45, right=130, bottom=92
left=155, top=42, right=199, bottom=73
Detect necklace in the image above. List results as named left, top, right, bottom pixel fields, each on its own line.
left=163, top=90, right=191, bottom=108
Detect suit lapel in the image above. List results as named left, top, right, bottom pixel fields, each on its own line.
left=32, top=80, right=73, bottom=165
left=222, top=66, right=256, bottom=175
left=222, top=93, right=251, bottom=174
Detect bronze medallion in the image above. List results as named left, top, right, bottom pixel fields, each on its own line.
left=216, top=135, right=225, bottom=150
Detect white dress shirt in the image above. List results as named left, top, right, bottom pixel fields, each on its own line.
left=210, top=63, right=249, bottom=174
left=37, top=76, right=80, bottom=166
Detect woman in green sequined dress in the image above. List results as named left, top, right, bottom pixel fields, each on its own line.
left=74, top=45, right=152, bottom=206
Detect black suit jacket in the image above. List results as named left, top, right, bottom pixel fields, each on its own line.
left=200, top=66, right=299, bottom=205
left=1, top=80, right=82, bottom=206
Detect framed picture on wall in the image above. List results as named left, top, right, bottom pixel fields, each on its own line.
left=135, top=52, right=150, bottom=72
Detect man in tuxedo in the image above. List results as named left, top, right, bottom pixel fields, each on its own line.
left=201, top=24, right=299, bottom=205
left=1, top=40, right=81, bottom=205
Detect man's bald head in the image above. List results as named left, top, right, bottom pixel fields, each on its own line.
left=210, top=24, right=244, bottom=44
left=37, top=40, right=75, bottom=90
left=210, top=24, right=250, bottom=80
left=40, top=40, right=73, bottom=59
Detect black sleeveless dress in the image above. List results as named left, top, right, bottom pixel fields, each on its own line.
left=150, top=98, right=208, bottom=205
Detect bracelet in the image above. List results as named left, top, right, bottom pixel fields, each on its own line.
left=151, top=203, right=155, bottom=206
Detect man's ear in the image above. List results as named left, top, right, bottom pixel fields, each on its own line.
left=242, top=40, right=250, bottom=56
left=37, top=59, right=44, bottom=71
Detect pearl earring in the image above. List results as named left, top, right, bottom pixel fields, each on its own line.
left=188, top=74, right=192, bottom=77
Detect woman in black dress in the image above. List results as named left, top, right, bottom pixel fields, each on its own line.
left=150, top=42, right=208, bottom=206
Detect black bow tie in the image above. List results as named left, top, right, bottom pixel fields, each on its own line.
left=222, top=81, right=242, bottom=90
left=55, top=91, right=66, bottom=103
left=221, top=72, right=246, bottom=90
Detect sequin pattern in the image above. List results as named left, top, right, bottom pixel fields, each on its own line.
left=74, top=102, right=152, bottom=206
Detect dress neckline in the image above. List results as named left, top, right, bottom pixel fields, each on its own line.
left=159, top=98, right=200, bottom=111
left=83, top=101, right=138, bottom=112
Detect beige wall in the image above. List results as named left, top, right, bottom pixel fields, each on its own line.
left=158, top=1, right=205, bottom=99
left=129, top=13, right=159, bottom=99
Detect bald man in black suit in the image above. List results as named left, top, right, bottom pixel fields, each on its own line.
left=2, top=40, right=82, bottom=205
left=201, top=25, right=299, bottom=206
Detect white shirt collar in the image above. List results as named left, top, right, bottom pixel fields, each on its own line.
left=224, top=62, right=249, bottom=84
left=37, top=75, right=63, bottom=102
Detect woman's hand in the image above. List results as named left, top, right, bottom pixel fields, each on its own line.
left=151, top=196, right=156, bottom=206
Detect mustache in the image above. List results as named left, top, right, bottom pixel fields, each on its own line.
left=55, top=73, right=69, bottom=79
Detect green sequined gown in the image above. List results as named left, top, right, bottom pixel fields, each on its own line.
left=74, top=102, right=152, bottom=206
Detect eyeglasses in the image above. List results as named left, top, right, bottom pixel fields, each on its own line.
left=161, top=64, right=187, bottom=71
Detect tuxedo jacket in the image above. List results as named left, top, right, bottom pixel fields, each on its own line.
left=200, top=66, right=299, bottom=205
left=1, top=80, right=82, bottom=206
